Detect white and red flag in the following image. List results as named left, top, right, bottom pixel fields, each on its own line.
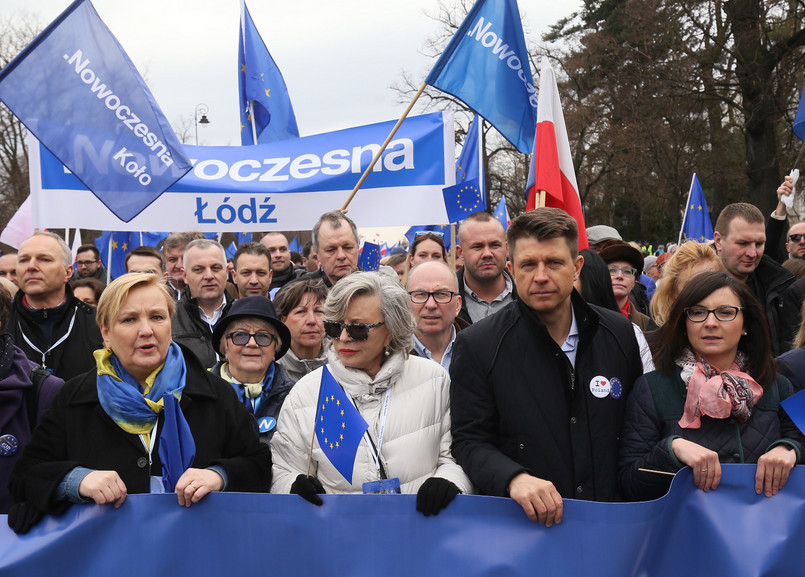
left=525, top=57, right=588, bottom=249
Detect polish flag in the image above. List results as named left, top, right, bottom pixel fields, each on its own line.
left=525, top=57, right=588, bottom=249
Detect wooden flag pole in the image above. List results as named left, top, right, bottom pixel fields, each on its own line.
left=537, top=190, right=546, bottom=208
left=450, top=224, right=457, bottom=270
left=340, top=82, right=428, bottom=211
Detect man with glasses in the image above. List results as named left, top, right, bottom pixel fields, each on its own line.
left=406, top=261, right=467, bottom=370
left=451, top=208, right=642, bottom=526
left=70, top=244, right=107, bottom=282
left=714, top=202, right=805, bottom=355
left=599, top=242, right=650, bottom=332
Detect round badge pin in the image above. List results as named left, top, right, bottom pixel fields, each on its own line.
left=610, top=377, right=623, bottom=399
left=589, top=376, right=611, bottom=398
left=258, top=416, right=276, bottom=434
left=0, top=434, right=19, bottom=457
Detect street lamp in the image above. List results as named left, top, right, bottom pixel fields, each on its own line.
left=194, top=104, right=210, bottom=145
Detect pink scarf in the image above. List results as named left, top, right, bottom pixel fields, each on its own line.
left=677, top=348, right=763, bottom=429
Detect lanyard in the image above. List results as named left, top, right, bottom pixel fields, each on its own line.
left=138, top=420, right=159, bottom=466
left=362, top=389, right=391, bottom=478
left=17, top=307, right=78, bottom=369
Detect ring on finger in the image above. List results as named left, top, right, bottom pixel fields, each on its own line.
left=701, top=468, right=707, bottom=473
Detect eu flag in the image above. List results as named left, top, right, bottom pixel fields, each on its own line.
left=443, top=179, right=485, bottom=224
left=0, top=0, right=192, bottom=223
left=425, top=0, right=537, bottom=153
left=358, top=242, right=381, bottom=272
left=795, top=83, right=805, bottom=141
left=493, top=197, right=510, bottom=231
left=239, top=1, right=299, bottom=145
left=679, top=173, right=714, bottom=243
left=456, top=114, right=484, bottom=186
left=315, top=365, right=368, bottom=484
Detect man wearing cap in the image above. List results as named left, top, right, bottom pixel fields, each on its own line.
left=210, top=296, right=294, bottom=443
left=599, top=242, right=651, bottom=331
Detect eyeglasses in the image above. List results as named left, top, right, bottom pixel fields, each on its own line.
left=684, top=305, right=744, bottom=323
left=75, top=260, right=99, bottom=267
left=408, top=290, right=457, bottom=304
left=789, top=234, right=805, bottom=243
left=415, top=230, right=445, bottom=238
left=226, top=331, right=276, bottom=347
left=608, top=266, right=637, bottom=278
left=324, top=321, right=385, bottom=341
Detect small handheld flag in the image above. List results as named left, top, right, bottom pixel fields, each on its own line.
left=315, top=365, right=368, bottom=484
left=358, top=242, right=381, bottom=272
left=493, top=197, right=510, bottom=231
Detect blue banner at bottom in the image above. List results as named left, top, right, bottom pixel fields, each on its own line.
left=1, top=465, right=803, bottom=576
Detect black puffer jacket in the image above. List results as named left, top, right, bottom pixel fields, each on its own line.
left=170, top=289, right=233, bottom=369
left=619, top=368, right=804, bottom=501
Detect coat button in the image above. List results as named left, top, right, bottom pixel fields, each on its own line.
left=137, top=457, right=148, bottom=468
left=570, top=417, right=577, bottom=424
left=519, top=443, right=525, bottom=450
left=576, top=486, right=583, bottom=494
left=733, top=453, right=740, bottom=460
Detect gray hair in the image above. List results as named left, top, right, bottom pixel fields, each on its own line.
left=325, top=271, right=415, bottom=356
left=312, top=211, right=359, bottom=250
left=183, top=238, right=226, bottom=269
left=30, top=231, right=72, bottom=265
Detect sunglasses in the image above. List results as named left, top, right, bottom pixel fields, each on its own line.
left=789, top=234, right=805, bottom=242
left=226, top=331, right=276, bottom=347
left=324, top=321, right=385, bottom=341
left=415, top=230, right=445, bottom=238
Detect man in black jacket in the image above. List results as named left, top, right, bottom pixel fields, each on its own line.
left=714, top=202, right=804, bottom=356
left=450, top=209, right=643, bottom=526
left=6, top=232, right=102, bottom=380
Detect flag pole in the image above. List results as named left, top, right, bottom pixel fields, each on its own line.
left=450, top=224, right=457, bottom=270
left=340, top=82, right=427, bottom=211
left=678, top=174, right=695, bottom=245
left=537, top=190, right=546, bottom=208
left=249, top=101, right=258, bottom=145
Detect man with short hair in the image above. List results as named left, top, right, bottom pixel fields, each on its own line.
left=162, top=231, right=205, bottom=301
left=300, top=211, right=360, bottom=288
left=406, top=261, right=466, bottom=370
left=0, top=252, right=18, bottom=286
left=301, top=241, right=318, bottom=272
left=125, top=245, right=166, bottom=276
left=450, top=208, right=642, bottom=525
left=70, top=244, right=107, bottom=282
left=233, top=242, right=273, bottom=298
left=455, top=212, right=517, bottom=325
left=714, top=202, right=805, bottom=355
left=170, top=239, right=233, bottom=368
left=260, top=232, right=300, bottom=290
left=6, top=232, right=102, bottom=380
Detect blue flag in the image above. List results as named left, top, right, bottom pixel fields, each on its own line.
left=225, top=242, right=238, bottom=260
left=158, top=392, right=196, bottom=493
left=425, top=0, right=537, bottom=153
left=358, top=242, right=381, bottom=272
left=315, top=365, right=368, bottom=484
left=493, top=197, right=510, bottom=231
left=94, top=231, right=134, bottom=280
left=443, top=179, right=485, bottom=224
left=0, top=0, right=191, bottom=223
left=288, top=237, right=300, bottom=253
left=405, top=225, right=453, bottom=251
left=795, top=83, right=805, bottom=141
left=456, top=114, right=484, bottom=185
left=679, top=173, right=714, bottom=243
left=239, top=1, right=299, bottom=145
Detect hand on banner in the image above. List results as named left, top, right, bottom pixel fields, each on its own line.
left=78, top=470, right=128, bottom=507
left=671, top=439, right=721, bottom=491
left=507, top=473, right=563, bottom=526
left=416, top=477, right=461, bottom=517
left=291, top=474, right=326, bottom=506
left=175, top=468, right=225, bottom=507
left=7, top=501, right=44, bottom=535
left=755, top=445, right=797, bottom=497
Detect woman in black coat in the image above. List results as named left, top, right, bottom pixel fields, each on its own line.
left=8, top=274, right=271, bottom=533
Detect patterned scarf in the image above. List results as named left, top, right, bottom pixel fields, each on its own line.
left=676, top=347, right=763, bottom=429
left=95, top=342, right=187, bottom=437
left=219, top=361, right=275, bottom=414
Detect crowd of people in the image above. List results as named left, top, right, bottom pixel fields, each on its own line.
left=2, top=186, right=805, bottom=534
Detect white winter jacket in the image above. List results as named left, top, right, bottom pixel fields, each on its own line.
left=270, top=347, right=473, bottom=495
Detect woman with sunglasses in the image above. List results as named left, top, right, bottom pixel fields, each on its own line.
left=270, top=272, right=472, bottom=516
left=210, top=296, right=294, bottom=443
left=619, top=271, right=804, bottom=501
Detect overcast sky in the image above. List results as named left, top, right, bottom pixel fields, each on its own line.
left=3, top=0, right=582, bottom=146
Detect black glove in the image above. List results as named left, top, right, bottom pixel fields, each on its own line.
left=290, top=474, right=326, bottom=506
left=8, top=501, right=45, bottom=535
left=416, top=477, right=460, bottom=516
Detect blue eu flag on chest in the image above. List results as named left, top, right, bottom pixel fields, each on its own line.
left=315, top=365, right=368, bottom=484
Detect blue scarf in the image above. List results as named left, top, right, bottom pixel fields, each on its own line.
left=95, top=342, right=187, bottom=435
